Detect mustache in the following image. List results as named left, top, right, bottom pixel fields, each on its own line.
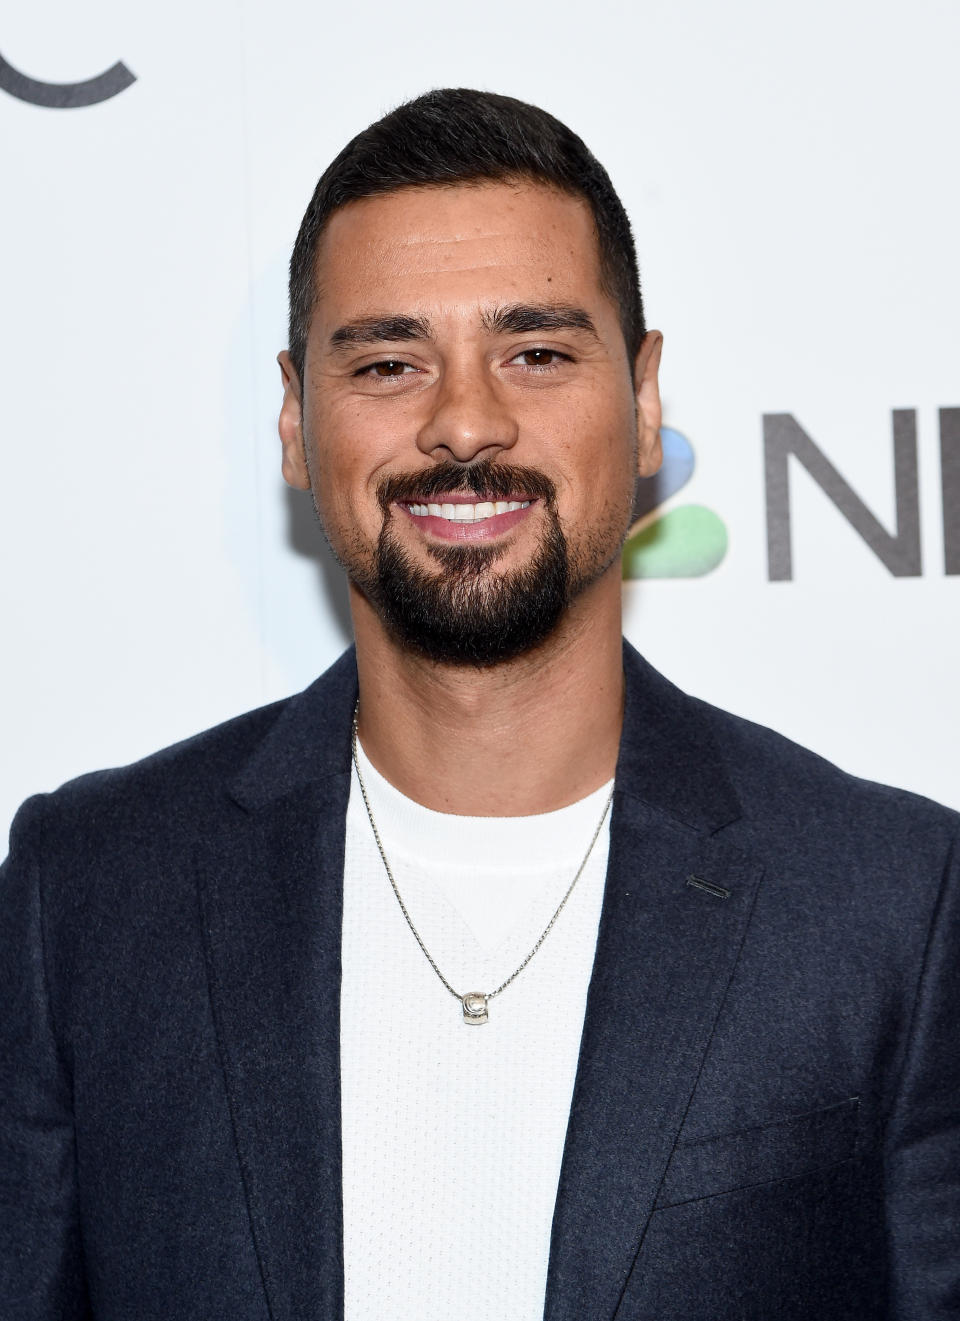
left=377, top=459, right=557, bottom=512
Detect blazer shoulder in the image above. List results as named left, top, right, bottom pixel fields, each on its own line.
left=7, top=696, right=288, bottom=857
left=7, top=646, right=358, bottom=862
left=619, top=640, right=957, bottom=858
left=697, top=693, right=959, bottom=859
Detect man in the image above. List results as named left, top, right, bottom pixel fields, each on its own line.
left=1, top=88, right=957, bottom=1321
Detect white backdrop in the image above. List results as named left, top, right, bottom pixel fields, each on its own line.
left=3, top=0, right=958, bottom=843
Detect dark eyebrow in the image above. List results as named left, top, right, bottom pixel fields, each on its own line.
left=328, top=314, right=433, bottom=350
left=481, top=302, right=599, bottom=340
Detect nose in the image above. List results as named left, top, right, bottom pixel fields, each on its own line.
left=415, top=359, right=519, bottom=464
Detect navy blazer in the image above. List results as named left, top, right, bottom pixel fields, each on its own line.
left=2, top=642, right=959, bottom=1319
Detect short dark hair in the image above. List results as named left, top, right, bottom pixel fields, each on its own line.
left=287, top=88, right=645, bottom=381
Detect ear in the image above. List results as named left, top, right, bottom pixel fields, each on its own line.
left=277, top=350, right=311, bottom=490
left=633, top=330, right=663, bottom=478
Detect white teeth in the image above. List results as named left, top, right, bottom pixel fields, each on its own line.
left=408, top=498, right=532, bottom=522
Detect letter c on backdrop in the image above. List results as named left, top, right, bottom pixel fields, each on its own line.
left=0, top=51, right=135, bottom=108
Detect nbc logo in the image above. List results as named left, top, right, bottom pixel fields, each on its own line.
left=623, top=427, right=728, bottom=579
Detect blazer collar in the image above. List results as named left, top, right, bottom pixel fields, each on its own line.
left=545, top=649, right=756, bottom=1321
left=228, top=647, right=358, bottom=810
left=616, top=640, right=742, bottom=833
left=228, top=640, right=743, bottom=832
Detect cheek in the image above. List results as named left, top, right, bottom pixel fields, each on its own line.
left=306, top=403, right=388, bottom=523
left=553, top=427, right=638, bottom=544
left=549, top=398, right=637, bottom=491
left=312, top=455, right=380, bottom=550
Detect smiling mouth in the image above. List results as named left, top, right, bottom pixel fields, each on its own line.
left=395, top=493, right=537, bottom=543
left=401, top=498, right=533, bottom=524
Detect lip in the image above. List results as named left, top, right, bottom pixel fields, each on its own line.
left=396, top=498, right=536, bottom=542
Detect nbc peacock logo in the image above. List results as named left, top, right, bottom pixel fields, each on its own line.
left=622, top=427, right=728, bottom=579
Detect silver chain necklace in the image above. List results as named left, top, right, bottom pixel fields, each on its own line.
left=351, top=705, right=614, bottom=1025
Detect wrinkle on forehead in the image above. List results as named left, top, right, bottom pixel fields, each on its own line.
left=318, top=182, right=597, bottom=274
left=346, top=231, right=576, bottom=278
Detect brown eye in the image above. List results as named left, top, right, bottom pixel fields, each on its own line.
left=373, top=360, right=407, bottom=376
left=522, top=349, right=555, bottom=367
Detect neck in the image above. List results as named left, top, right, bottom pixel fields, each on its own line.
left=351, top=568, right=625, bottom=816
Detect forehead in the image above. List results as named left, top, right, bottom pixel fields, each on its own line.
left=311, top=180, right=608, bottom=326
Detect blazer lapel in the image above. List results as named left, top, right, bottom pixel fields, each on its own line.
left=544, top=646, right=764, bottom=1321
left=196, top=651, right=358, bottom=1321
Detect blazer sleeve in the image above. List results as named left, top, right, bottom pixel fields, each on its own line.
left=0, top=796, right=91, bottom=1320
left=884, top=824, right=960, bottom=1316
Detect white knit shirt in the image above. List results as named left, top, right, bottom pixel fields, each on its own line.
left=340, top=740, right=613, bottom=1321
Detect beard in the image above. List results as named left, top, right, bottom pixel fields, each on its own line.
left=372, top=510, right=569, bottom=667
left=328, top=458, right=629, bottom=668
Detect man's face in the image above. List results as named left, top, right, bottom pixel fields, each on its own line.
left=278, top=179, right=662, bottom=664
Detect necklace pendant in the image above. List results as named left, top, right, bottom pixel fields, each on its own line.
left=461, top=992, right=489, bottom=1025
